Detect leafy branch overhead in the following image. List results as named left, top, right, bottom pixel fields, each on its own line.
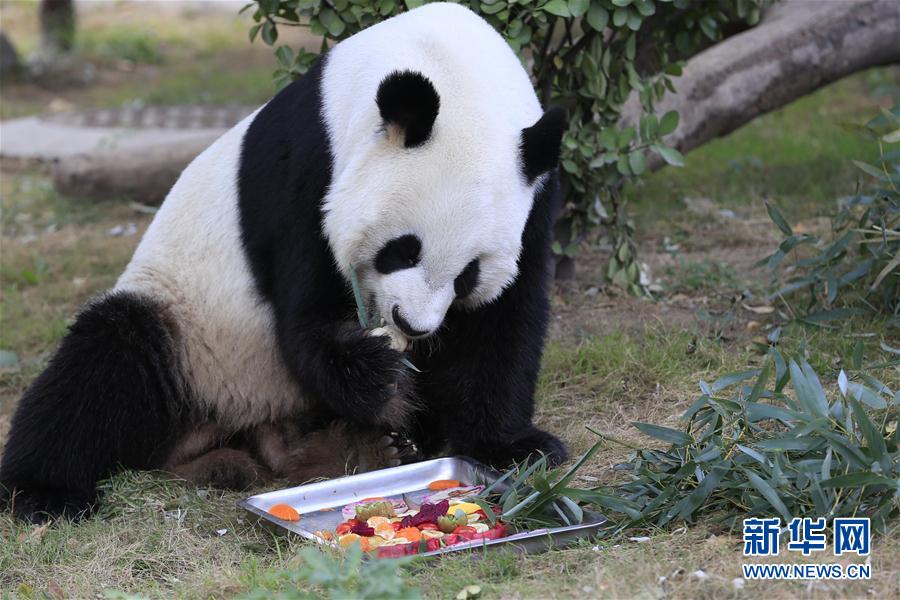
left=245, top=0, right=770, bottom=292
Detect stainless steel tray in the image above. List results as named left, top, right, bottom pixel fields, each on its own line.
left=240, top=456, right=607, bottom=557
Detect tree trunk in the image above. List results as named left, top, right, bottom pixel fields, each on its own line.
left=0, top=30, right=21, bottom=79
left=622, top=0, right=900, bottom=169
left=39, top=0, right=75, bottom=55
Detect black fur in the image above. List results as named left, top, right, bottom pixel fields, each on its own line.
left=376, top=70, right=440, bottom=148
left=453, top=258, right=480, bottom=299
left=0, top=292, right=186, bottom=523
left=408, top=173, right=568, bottom=467
left=238, top=58, right=412, bottom=428
left=521, top=107, right=567, bottom=184
left=375, top=234, right=422, bottom=274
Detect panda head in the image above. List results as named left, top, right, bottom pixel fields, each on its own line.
left=324, top=70, right=565, bottom=339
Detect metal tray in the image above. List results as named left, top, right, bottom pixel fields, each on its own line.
left=240, top=456, right=607, bottom=557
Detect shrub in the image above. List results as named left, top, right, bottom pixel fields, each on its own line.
left=594, top=350, right=899, bottom=533
left=245, top=0, right=768, bottom=292
left=759, top=108, right=900, bottom=321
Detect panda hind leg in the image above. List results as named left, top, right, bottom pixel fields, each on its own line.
left=163, top=422, right=269, bottom=491
left=256, top=421, right=420, bottom=484
left=0, top=291, right=185, bottom=524
left=167, top=448, right=268, bottom=491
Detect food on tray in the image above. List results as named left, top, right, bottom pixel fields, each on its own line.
left=341, top=497, right=408, bottom=519
left=326, top=489, right=508, bottom=557
left=427, top=479, right=461, bottom=490
left=267, top=503, right=300, bottom=521
left=422, top=484, right=484, bottom=504
left=354, top=500, right=396, bottom=520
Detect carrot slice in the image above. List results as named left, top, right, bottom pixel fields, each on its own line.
left=268, top=503, right=300, bottom=521
left=427, top=479, right=461, bottom=491
left=397, top=527, right=422, bottom=542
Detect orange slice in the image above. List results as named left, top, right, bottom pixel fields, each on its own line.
left=267, top=503, right=300, bottom=521
left=397, top=527, right=422, bottom=542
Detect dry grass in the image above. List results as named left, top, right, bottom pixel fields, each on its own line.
left=1, top=3, right=898, bottom=598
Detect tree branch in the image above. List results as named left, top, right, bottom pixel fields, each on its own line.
left=621, top=0, right=900, bottom=169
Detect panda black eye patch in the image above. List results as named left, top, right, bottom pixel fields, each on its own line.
left=375, top=234, right=422, bottom=274
left=454, top=258, right=480, bottom=298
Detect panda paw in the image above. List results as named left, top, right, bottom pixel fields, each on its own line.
left=473, top=427, right=569, bottom=470
left=359, top=432, right=421, bottom=471
left=3, top=485, right=94, bottom=524
left=331, top=326, right=417, bottom=428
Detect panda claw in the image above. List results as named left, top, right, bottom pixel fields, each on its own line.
left=368, top=326, right=410, bottom=352
left=388, top=459, right=402, bottom=467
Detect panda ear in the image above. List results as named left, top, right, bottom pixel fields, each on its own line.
left=520, top=107, right=566, bottom=183
left=376, top=70, right=441, bottom=148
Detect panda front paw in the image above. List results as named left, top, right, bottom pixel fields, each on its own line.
left=331, top=325, right=417, bottom=429
left=3, top=484, right=94, bottom=524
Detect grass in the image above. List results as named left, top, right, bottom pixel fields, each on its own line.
left=1, top=3, right=898, bottom=596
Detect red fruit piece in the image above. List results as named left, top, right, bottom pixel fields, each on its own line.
left=336, top=523, right=352, bottom=535
left=453, top=525, right=477, bottom=540
left=349, top=522, right=375, bottom=536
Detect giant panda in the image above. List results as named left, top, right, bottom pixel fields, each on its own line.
left=0, top=2, right=567, bottom=523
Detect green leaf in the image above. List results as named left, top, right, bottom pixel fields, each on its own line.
left=848, top=396, right=887, bottom=459
left=736, top=444, right=768, bottom=466
left=248, top=23, right=262, bottom=43
left=790, top=360, right=829, bottom=418
left=852, top=160, right=884, bottom=179
left=848, top=382, right=888, bottom=410
left=745, top=402, right=797, bottom=425
left=677, top=463, right=728, bottom=520
left=711, top=369, right=760, bottom=392
left=765, top=201, right=793, bottom=236
left=743, top=469, right=791, bottom=521
left=274, top=45, right=294, bottom=66
left=318, top=8, right=346, bottom=37
left=747, top=361, right=772, bottom=404
left=652, top=144, right=684, bottom=167
left=633, top=422, right=693, bottom=446
left=261, top=19, right=278, bottom=45
left=568, top=0, right=589, bottom=18
left=542, top=0, right=571, bottom=17
left=612, top=7, right=628, bottom=27
left=586, top=5, right=609, bottom=31
left=628, top=150, right=646, bottom=175
left=599, top=128, right=617, bottom=150
left=821, top=472, right=897, bottom=489
left=471, top=498, right=498, bottom=525
left=349, top=267, right=368, bottom=328
left=799, top=308, right=867, bottom=324
left=659, top=110, right=679, bottom=136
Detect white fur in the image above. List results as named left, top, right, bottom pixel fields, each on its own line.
left=321, top=2, right=545, bottom=335
left=115, top=109, right=307, bottom=430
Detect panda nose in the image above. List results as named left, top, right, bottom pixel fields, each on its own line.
left=392, top=305, right=429, bottom=338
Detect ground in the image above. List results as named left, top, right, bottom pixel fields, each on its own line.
left=1, top=3, right=898, bottom=599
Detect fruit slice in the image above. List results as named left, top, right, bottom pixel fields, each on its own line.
left=427, top=479, right=461, bottom=491
left=267, top=503, right=300, bottom=521
left=396, top=527, right=422, bottom=542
